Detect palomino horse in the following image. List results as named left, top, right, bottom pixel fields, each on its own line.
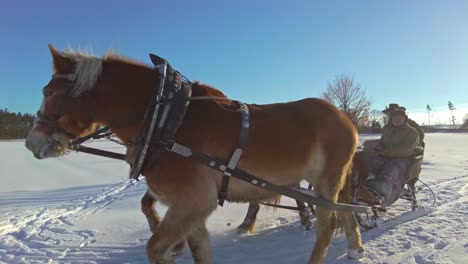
left=25, top=44, right=364, bottom=264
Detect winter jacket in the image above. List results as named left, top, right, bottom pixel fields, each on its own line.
left=377, top=123, right=419, bottom=158
left=383, top=118, right=424, bottom=146
left=408, top=119, right=425, bottom=146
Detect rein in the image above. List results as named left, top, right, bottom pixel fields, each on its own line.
left=68, top=127, right=126, bottom=160
left=258, top=202, right=305, bottom=211
left=66, top=95, right=233, bottom=163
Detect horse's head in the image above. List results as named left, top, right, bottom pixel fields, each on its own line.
left=25, top=44, right=100, bottom=159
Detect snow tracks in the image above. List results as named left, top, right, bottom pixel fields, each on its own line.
left=0, top=180, right=140, bottom=264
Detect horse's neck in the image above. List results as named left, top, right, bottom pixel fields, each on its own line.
left=99, top=72, right=230, bottom=144
left=95, top=63, right=157, bottom=144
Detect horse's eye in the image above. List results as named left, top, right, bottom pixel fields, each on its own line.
left=44, top=91, right=54, bottom=96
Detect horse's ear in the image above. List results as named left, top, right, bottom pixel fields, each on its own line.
left=149, top=54, right=167, bottom=66
left=48, top=44, right=75, bottom=73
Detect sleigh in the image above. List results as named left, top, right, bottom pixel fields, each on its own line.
left=350, top=139, right=426, bottom=230
left=254, top=139, right=428, bottom=231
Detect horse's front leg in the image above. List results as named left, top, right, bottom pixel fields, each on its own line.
left=141, top=191, right=161, bottom=233
left=187, top=221, right=212, bottom=264
left=146, top=205, right=215, bottom=264
left=141, top=190, right=186, bottom=255
left=236, top=202, right=260, bottom=234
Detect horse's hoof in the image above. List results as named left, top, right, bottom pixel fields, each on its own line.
left=347, top=248, right=365, bottom=259
left=236, top=224, right=253, bottom=235
left=299, top=220, right=313, bottom=231
left=148, top=256, right=175, bottom=264
left=303, top=220, right=313, bottom=231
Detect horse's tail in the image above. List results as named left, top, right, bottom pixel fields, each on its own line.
left=336, top=154, right=358, bottom=234
left=346, top=156, right=356, bottom=197
left=265, top=195, right=282, bottom=213
left=275, top=195, right=282, bottom=205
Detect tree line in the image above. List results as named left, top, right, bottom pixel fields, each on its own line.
left=0, top=109, right=35, bottom=139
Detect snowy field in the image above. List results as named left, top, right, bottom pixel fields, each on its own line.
left=0, top=134, right=467, bottom=264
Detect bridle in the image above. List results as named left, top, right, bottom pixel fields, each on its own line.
left=34, top=73, right=82, bottom=141
left=35, top=110, right=58, bottom=127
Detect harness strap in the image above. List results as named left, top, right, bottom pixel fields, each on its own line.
left=165, top=141, right=371, bottom=214
left=258, top=202, right=304, bottom=211
left=72, top=145, right=126, bottom=160
left=69, top=127, right=111, bottom=146
left=218, top=101, right=250, bottom=206
left=129, top=63, right=168, bottom=180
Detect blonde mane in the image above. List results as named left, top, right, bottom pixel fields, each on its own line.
left=58, top=49, right=121, bottom=96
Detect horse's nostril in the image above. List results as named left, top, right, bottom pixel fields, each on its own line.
left=33, top=151, right=43, bottom=160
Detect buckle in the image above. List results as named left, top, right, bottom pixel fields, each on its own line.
left=164, top=140, right=175, bottom=151
left=164, top=141, right=192, bottom=157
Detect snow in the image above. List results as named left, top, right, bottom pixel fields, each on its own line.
left=0, top=134, right=467, bottom=264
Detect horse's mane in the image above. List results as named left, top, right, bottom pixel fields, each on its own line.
left=190, top=82, right=239, bottom=110
left=191, top=82, right=227, bottom=97
left=56, top=49, right=150, bottom=96
left=56, top=50, right=232, bottom=108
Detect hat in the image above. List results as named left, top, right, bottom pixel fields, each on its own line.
left=389, top=107, right=406, bottom=117
left=383, top=103, right=406, bottom=114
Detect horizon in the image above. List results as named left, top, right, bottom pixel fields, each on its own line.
left=1, top=0, right=467, bottom=125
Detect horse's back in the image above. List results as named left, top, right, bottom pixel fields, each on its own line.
left=247, top=97, right=357, bottom=157
left=236, top=98, right=357, bottom=186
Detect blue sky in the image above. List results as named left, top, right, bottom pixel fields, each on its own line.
left=1, top=0, right=467, bottom=124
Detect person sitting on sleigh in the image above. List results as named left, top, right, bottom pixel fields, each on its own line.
left=363, top=107, right=420, bottom=206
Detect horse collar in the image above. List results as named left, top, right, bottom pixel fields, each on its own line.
left=128, top=54, right=192, bottom=180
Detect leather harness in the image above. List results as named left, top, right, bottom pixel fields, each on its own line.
left=119, top=54, right=250, bottom=206
left=58, top=54, right=370, bottom=214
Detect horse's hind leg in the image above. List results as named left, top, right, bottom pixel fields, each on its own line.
left=307, top=165, right=356, bottom=263
left=236, top=202, right=260, bottom=234
left=142, top=191, right=185, bottom=255
left=336, top=175, right=364, bottom=259
left=337, top=211, right=364, bottom=259
left=310, top=205, right=338, bottom=264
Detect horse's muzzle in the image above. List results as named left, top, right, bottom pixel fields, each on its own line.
left=25, top=130, right=61, bottom=159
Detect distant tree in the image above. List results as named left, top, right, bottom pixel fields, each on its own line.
left=370, top=109, right=386, bottom=126
left=426, top=104, right=432, bottom=127
left=0, top=109, right=35, bottom=139
left=462, top=113, right=468, bottom=128
left=448, top=101, right=456, bottom=127
left=322, top=75, right=371, bottom=128
left=370, top=119, right=382, bottom=133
